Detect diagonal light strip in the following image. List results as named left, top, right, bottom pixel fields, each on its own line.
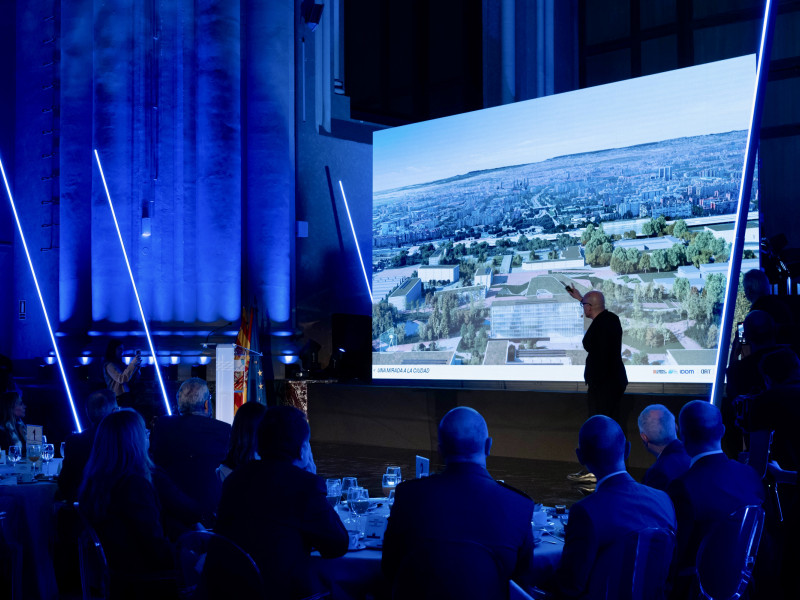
left=339, top=180, right=374, bottom=303
left=94, top=149, right=172, bottom=416
left=0, top=155, right=82, bottom=432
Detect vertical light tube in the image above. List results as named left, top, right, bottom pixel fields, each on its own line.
left=0, top=155, right=82, bottom=432
left=711, top=0, right=776, bottom=406
left=338, top=180, right=373, bottom=303
left=94, top=149, right=172, bottom=416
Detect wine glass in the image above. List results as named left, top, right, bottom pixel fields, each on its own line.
left=60, top=441, right=66, bottom=459
left=42, top=443, right=54, bottom=476
left=326, top=478, right=342, bottom=509
left=341, top=477, right=358, bottom=504
left=8, top=445, right=21, bottom=467
left=382, top=473, right=399, bottom=497
left=386, top=466, right=401, bottom=480
left=28, top=443, right=42, bottom=476
left=347, top=487, right=370, bottom=537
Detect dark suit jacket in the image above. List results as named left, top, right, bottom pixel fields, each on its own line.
left=382, top=462, right=535, bottom=595
left=643, top=439, right=691, bottom=492
left=557, top=472, right=676, bottom=598
left=215, top=459, right=348, bottom=600
left=58, top=425, right=98, bottom=502
left=582, top=309, right=628, bottom=392
left=149, top=414, right=231, bottom=521
left=667, top=453, right=765, bottom=580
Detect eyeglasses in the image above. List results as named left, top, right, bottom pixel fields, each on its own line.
left=580, top=301, right=593, bottom=306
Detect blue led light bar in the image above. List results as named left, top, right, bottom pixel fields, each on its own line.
left=710, top=0, right=775, bottom=406
left=94, top=150, right=172, bottom=416
left=338, top=180, right=374, bottom=303
left=0, top=155, right=83, bottom=433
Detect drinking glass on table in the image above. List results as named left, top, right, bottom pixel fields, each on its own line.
left=42, top=443, right=54, bottom=475
left=326, top=479, right=342, bottom=509
left=60, top=441, right=66, bottom=459
left=382, top=473, right=399, bottom=497
left=28, top=443, right=42, bottom=475
left=347, top=487, right=370, bottom=536
left=8, top=445, right=21, bottom=467
left=341, top=477, right=358, bottom=504
left=386, top=466, right=401, bottom=480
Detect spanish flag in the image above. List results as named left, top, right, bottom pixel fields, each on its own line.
left=233, top=306, right=253, bottom=413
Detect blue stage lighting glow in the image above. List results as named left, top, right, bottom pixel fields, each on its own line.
left=170, top=356, right=180, bottom=365
left=279, top=355, right=299, bottom=365
left=44, top=356, right=56, bottom=365
left=198, top=356, right=211, bottom=365
left=79, top=356, right=92, bottom=366
left=94, top=149, right=172, bottom=416
left=338, top=181, right=373, bottom=304
left=0, top=155, right=83, bottom=433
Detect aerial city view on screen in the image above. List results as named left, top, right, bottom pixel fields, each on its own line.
left=371, top=56, right=758, bottom=382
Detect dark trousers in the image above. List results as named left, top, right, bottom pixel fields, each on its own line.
left=587, top=385, right=627, bottom=430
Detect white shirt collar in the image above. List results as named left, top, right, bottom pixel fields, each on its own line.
left=690, top=449, right=724, bottom=467
left=595, top=470, right=628, bottom=489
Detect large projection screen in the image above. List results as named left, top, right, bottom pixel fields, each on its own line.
left=372, top=55, right=758, bottom=385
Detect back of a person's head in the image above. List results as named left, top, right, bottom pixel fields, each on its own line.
left=679, top=400, right=724, bottom=451
left=743, top=310, right=776, bottom=348
left=225, top=401, right=267, bottom=470
left=760, top=347, right=800, bottom=385
left=438, top=406, right=489, bottom=462
left=579, top=415, right=627, bottom=470
left=79, top=409, right=153, bottom=518
left=0, top=391, right=20, bottom=426
left=638, top=404, right=677, bottom=446
left=177, top=377, right=210, bottom=415
left=257, top=406, right=310, bottom=462
left=743, top=269, right=771, bottom=302
left=86, top=389, right=118, bottom=425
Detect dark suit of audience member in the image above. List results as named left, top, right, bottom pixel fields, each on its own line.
left=215, top=406, right=347, bottom=600
left=638, top=404, right=691, bottom=492
left=744, top=269, right=795, bottom=347
left=78, top=409, right=174, bottom=599
left=557, top=416, right=676, bottom=598
left=383, top=407, right=535, bottom=599
left=58, top=389, right=118, bottom=502
left=149, top=378, right=230, bottom=523
left=667, top=401, right=765, bottom=598
left=567, top=289, right=628, bottom=426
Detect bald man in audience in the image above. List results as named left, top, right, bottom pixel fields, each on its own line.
left=667, top=400, right=765, bottom=597
left=556, top=416, right=676, bottom=598
left=382, top=407, right=536, bottom=599
left=638, top=404, right=690, bottom=491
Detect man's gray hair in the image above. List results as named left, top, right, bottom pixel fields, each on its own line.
left=177, top=377, right=210, bottom=415
left=638, top=404, right=677, bottom=446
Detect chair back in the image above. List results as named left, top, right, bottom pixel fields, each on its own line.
left=587, top=527, right=676, bottom=600
left=176, top=530, right=265, bottom=600
left=76, top=514, right=110, bottom=600
left=0, top=495, right=24, bottom=600
left=696, top=504, right=765, bottom=600
left=392, top=537, right=508, bottom=600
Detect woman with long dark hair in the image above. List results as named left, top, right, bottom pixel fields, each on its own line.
left=102, top=339, right=141, bottom=404
left=0, top=391, right=26, bottom=454
left=78, top=409, right=173, bottom=597
left=217, top=401, right=267, bottom=482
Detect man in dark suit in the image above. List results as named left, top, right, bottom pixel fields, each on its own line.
left=667, top=400, right=765, bottom=597
left=215, top=406, right=348, bottom=600
left=382, top=406, right=536, bottom=599
left=638, top=404, right=690, bottom=491
left=556, top=415, right=676, bottom=598
left=149, top=377, right=231, bottom=522
left=58, top=389, right=118, bottom=501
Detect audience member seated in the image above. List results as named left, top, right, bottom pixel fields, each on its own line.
left=215, top=406, right=347, bottom=600
left=724, top=310, right=781, bottom=456
left=667, top=400, right=765, bottom=598
left=59, top=389, right=118, bottom=502
left=382, top=406, right=536, bottom=598
left=216, top=400, right=267, bottom=483
left=743, top=269, right=793, bottom=344
left=0, top=390, right=26, bottom=455
left=77, top=409, right=174, bottom=599
left=638, top=404, right=690, bottom=491
left=556, top=415, right=676, bottom=598
left=149, top=377, right=231, bottom=523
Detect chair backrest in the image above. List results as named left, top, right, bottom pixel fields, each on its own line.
left=587, top=527, right=676, bottom=600
left=0, top=495, right=24, bottom=600
left=696, top=504, right=765, bottom=600
left=392, top=537, right=508, bottom=600
left=176, top=530, right=265, bottom=600
left=76, top=514, right=110, bottom=600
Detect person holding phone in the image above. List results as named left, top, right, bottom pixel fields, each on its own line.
left=103, top=339, right=142, bottom=403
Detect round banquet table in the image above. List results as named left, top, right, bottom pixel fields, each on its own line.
left=311, top=503, right=564, bottom=600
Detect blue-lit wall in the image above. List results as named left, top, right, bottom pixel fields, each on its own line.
left=0, top=1, right=15, bottom=357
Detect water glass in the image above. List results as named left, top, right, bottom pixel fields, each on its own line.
left=28, top=443, right=42, bottom=475
left=60, top=441, right=66, bottom=459
left=341, top=477, right=358, bottom=503
left=8, top=445, right=21, bottom=466
left=347, top=487, right=370, bottom=536
left=326, top=478, right=342, bottom=509
left=386, top=466, right=401, bottom=480
left=382, top=473, right=399, bottom=497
